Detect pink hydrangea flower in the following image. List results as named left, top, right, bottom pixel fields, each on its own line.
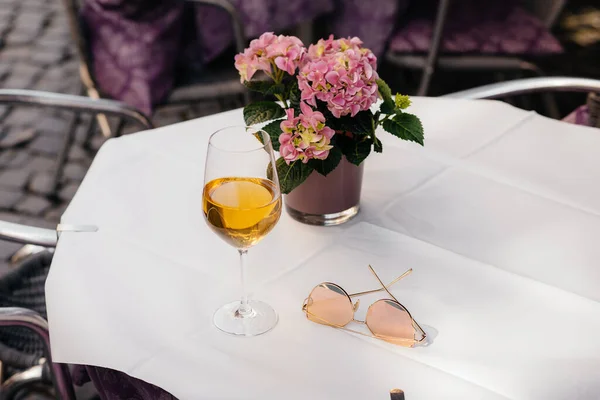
left=234, top=32, right=305, bottom=82
left=278, top=105, right=335, bottom=164
left=297, top=35, right=380, bottom=118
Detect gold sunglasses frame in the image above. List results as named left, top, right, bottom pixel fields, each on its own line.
left=302, top=265, right=427, bottom=347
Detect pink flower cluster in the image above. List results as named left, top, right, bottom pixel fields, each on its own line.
left=298, top=36, right=379, bottom=118
left=234, top=32, right=305, bottom=82
left=279, top=103, right=335, bottom=164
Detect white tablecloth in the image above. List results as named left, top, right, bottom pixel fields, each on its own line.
left=45, top=98, right=600, bottom=399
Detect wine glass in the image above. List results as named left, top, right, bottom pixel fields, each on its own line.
left=203, top=126, right=282, bottom=336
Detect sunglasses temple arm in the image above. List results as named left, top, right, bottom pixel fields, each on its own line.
left=368, top=266, right=428, bottom=342
left=348, top=268, right=413, bottom=298
left=413, top=319, right=427, bottom=342
left=365, top=265, right=403, bottom=304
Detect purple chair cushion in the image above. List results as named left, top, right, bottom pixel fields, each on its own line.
left=73, top=365, right=177, bottom=400
left=327, top=0, right=410, bottom=57
left=389, top=0, right=563, bottom=55
left=81, top=0, right=186, bottom=115
left=563, top=105, right=591, bottom=127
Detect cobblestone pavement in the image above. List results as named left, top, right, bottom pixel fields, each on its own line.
left=0, top=0, right=84, bottom=270
left=0, top=0, right=239, bottom=276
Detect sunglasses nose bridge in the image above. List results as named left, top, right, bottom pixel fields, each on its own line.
left=353, top=299, right=360, bottom=312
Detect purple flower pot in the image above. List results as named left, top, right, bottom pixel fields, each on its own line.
left=284, top=157, right=363, bottom=225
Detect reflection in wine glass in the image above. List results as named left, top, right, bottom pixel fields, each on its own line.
left=202, top=126, right=282, bottom=336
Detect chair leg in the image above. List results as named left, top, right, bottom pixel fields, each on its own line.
left=417, top=0, right=452, bottom=96
left=78, top=84, right=113, bottom=142
left=541, top=92, right=561, bottom=119
left=295, top=20, right=313, bottom=46
left=114, top=118, right=126, bottom=137
left=96, top=113, right=113, bottom=138
left=50, top=114, right=78, bottom=196
left=82, top=113, right=97, bottom=150
left=83, top=85, right=113, bottom=138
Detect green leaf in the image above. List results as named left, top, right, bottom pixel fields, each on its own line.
left=377, top=79, right=395, bottom=114
left=350, top=111, right=375, bottom=136
left=286, top=80, right=300, bottom=102
left=336, top=135, right=372, bottom=166
left=308, top=146, right=342, bottom=176
left=243, top=102, right=286, bottom=126
left=382, top=113, right=424, bottom=146
left=262, top=120, right=283, bottom=151
left=377, top=78, right=393, bottom=101
left=380, top=101, right=395, bottom=115
left=244, top=80, right=285, bottom=96
left=266, top=84, right=286, bottom=96
left=273, top=158, right=313, bottom=194
left=373, top=137, right=383, bottom=153
left=287, top=80, right=302, bottom=115
left=326, top=111, right=374, bottom=136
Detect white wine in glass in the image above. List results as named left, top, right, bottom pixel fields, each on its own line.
left=203, top=177, right=281, bottom=249
left=203, top=126, right=282, bottom=336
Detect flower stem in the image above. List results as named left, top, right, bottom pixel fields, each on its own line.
left=275, top=94, right=289, bottom=109
left=377, top=113, right=393, bottom=127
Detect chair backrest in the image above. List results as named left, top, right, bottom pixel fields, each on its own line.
left=0, top=226, right=73, bottom=398
left=444, top=77, right=600, bottom=100
left=0, top=307, right=75, bottom=400
left=0, top=252, right=53, bottom=361
left=444, top=77, right=600, bottom=128
left=59, top=0, right=248, bottom=94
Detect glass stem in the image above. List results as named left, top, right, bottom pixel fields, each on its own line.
left=237, top=249, right=252, bottom=317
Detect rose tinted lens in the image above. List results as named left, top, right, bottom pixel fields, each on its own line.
left=306, top=283, right=354, bottom=327
left=366, top=299, right=415, bottom=346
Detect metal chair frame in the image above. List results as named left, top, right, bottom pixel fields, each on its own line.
left=60, top=0, right=249, bottom=139
left=385, top=0, right=568, bottom=102
left=0, top=89, right=153, bottom=197
left=444, top=76, right=600, bottom=128
left=0, top=308, right=73, bottom=400
left=0, top=217, right=67, bottom=400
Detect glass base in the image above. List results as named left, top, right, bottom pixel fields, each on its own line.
left=285, top=204, right=360, bottom=226
left=213, top=300, right=278, bottom=336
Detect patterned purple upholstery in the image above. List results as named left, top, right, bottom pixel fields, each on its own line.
left=389, top=0, right=563, bottom=55
left=81, top=0, right=335, bottom=114
left=81, top=0, right=420, bottom=114
left=81, top=0, right=186, bottom=115
left=196, top=0, right=334, bottom=63
left=327, top=0, right=409, bottom=57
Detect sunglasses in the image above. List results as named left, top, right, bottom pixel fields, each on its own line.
left=302, top=265, right=426, bottom=347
